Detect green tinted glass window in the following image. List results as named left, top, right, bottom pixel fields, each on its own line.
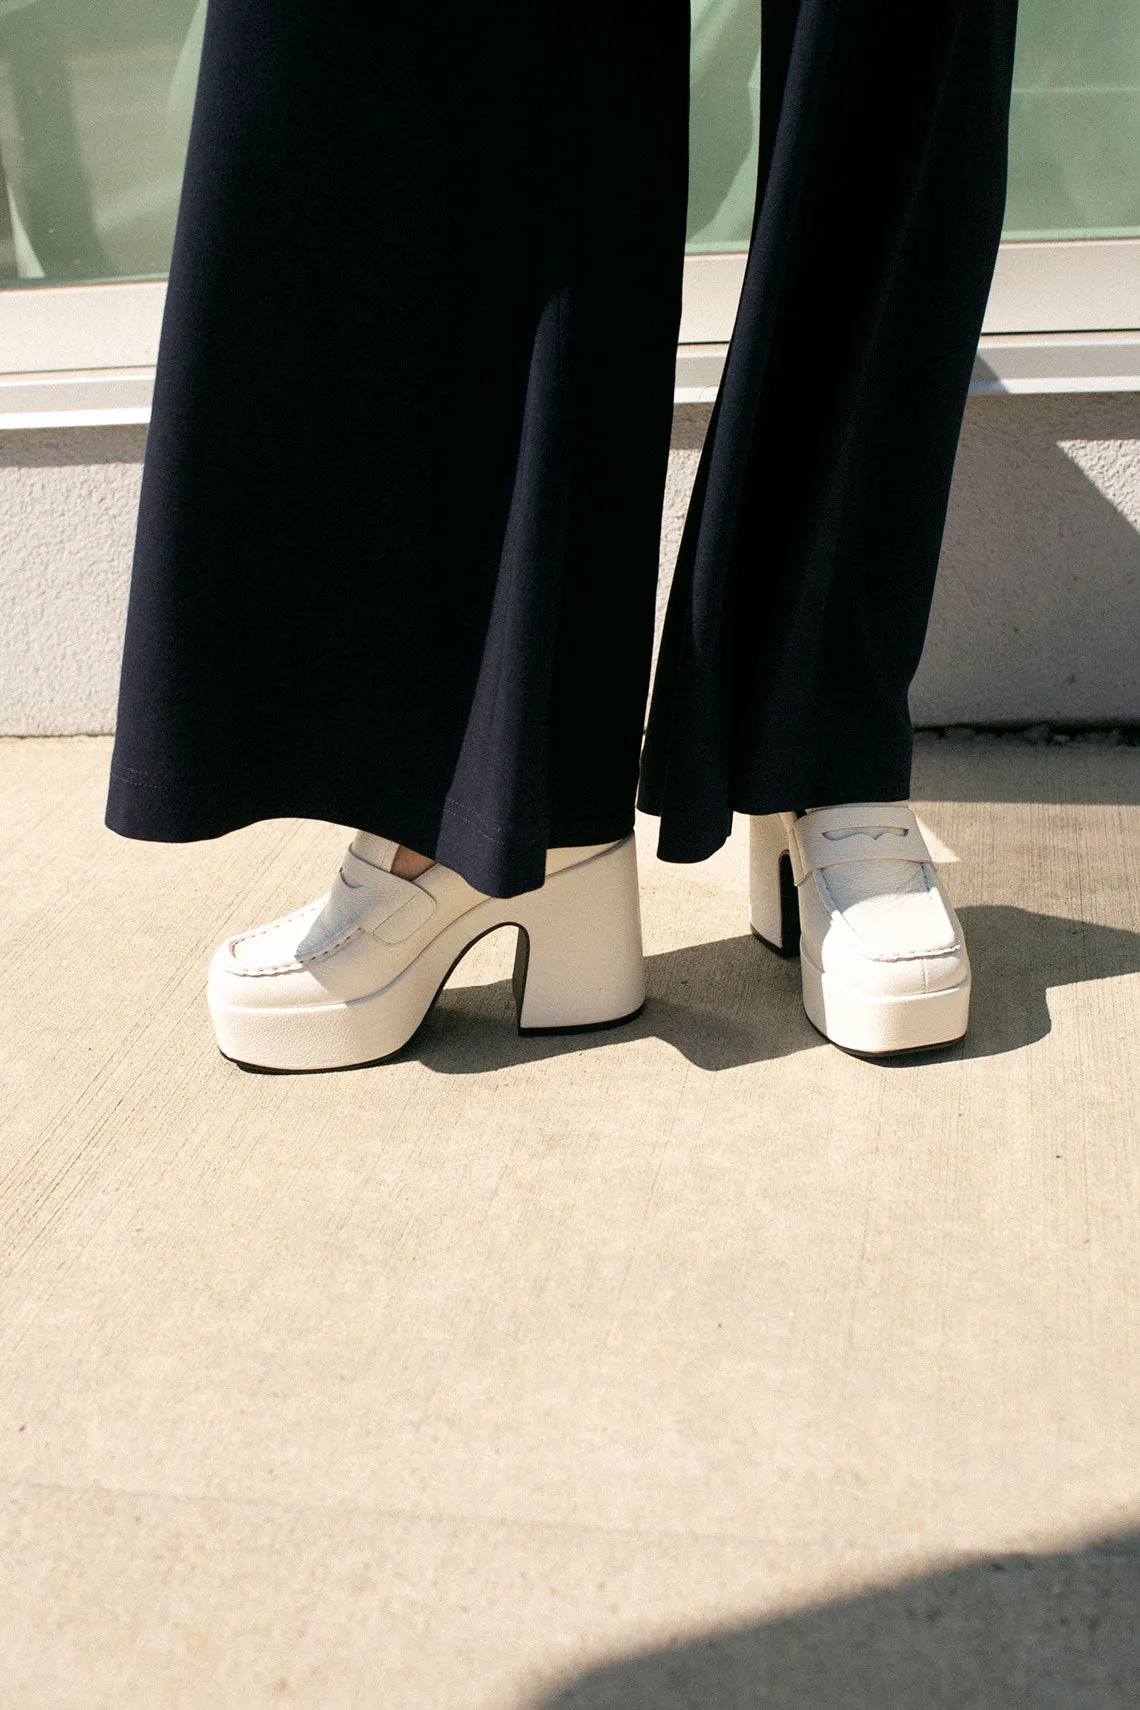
left=685, top=0, right=1140, bottom=250
left=0, top=1, right=1136, bottom=289
left=688, top=0, right=762, bottom=253
left=1005, top=1, right=1140, bottom=237
left=0, top=0, right=199, bottom=283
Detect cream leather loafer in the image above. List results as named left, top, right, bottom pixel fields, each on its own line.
left=749, top=803, right=970, bottom=1055
left=208, top=832, right=645, bottom=1071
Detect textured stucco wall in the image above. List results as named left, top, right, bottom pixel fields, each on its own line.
left=0, top=427, right=145, bottom=736
left=1, top=397, right=1138, bottom=735
left=916, top=395, right=1140, bottom=724
left=661, top=395, right=1140, bottom=728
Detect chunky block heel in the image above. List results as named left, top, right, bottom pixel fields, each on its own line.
left=208, top=832, right=645, bottom=1071
left=512, top=836, right=645, bottom=1033
left=749, top=813, right=801, bottom=956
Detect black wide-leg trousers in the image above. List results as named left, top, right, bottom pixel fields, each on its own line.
left=106, top=0, right=1019, bottom=898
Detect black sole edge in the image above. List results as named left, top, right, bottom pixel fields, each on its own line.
left=517, top=1001, right=646, bottom=1039
left=803, top=1013, right=968, bottom=1060
left=223, top=1046, right=407, bottom=1076
left=751, top=927, right=801, bottom=961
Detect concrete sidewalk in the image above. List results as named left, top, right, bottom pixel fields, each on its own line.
left=2, top=734, right=1139, bottom=1708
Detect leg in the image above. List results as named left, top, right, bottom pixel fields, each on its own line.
left=643, top=0, right=1019, bottom=1053
left=108, top=2, right=688, bottom=1067
left=107, top=0, right=688, bottom=901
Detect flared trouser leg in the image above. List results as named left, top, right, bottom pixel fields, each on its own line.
left=640, top=0, right=1021, bottom=861
left=108, top=0, right=1020, bottom=895
left=106, top=2, right=689, bottom=898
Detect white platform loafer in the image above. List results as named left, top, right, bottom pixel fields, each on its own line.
left=208, top=832, right=646, bottom=1071
left=749, top=803, right=970, bottom=1055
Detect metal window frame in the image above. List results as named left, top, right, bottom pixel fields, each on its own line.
left=2, top=239, right=1140, bottom=429
left=676, top=238, right=1140, bottom=400
left=0, top=282, right=163, bottom=428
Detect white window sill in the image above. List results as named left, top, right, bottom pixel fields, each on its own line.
left=676, top=332, right=1140, bottom=404
left=3, top=242, right=1140, bottom=430
left=0, top=367, right=153, bottom=429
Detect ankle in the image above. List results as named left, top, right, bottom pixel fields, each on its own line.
left=392, top=845, right=435, bottom=882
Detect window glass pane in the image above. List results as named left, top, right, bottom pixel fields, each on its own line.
left=684, top=0, right=1140, bottom=251
left=0, top=0, right=199, bottom=284
left=1006, top=0, right=1140, bottom=238
left=0, top=0, right=1136, bottom=292
left=688, top=0, right=762, bottom=253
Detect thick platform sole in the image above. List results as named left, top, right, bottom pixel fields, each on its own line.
left=209, top=836, right=645, bottom=1072
left=800, top=947, right=970, bottom=1056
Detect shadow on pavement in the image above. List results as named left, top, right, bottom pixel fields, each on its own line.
left=875, top=903, right=1140, bottom=1068
left=527, top=1532, right=1140, bottom=1710
left=912, top=744, right=1140, bottom=805
left=416, top=904, right=1140, bottom=1074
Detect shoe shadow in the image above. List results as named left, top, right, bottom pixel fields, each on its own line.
left=888, top=904, right=1140, bottom=1068
left=413, top=905, right=1140, bottom=1075
left=525, top=1531, right=1140, bottom=1710
left=419, top=928, right=811, bottom=1075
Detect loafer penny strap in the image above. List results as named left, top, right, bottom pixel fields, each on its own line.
left=788, top=806, right=932, bottom=885
left=335, top=848, right=437, bottom=944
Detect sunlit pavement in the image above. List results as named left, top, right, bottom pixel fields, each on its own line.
left=2, top=734, right=1138, bottom=1708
